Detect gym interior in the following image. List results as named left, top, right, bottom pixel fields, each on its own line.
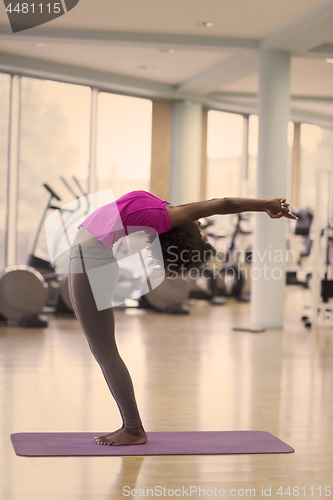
left=0, top=0, right=333, bottom=498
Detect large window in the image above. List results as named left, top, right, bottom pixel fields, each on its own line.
left=17, top=78, right=91, bottom=264
left=206, top=110, right=295, bottom=248
left=248, top=114, right=259, bottom=199
left=97, top=93, right=152, bottom=198
left=1, top=72, right=153, bottom=267
left=0, top=74, right=10, bottom=270
left=299, top=124, right=333, bottom=211
left=206, top=110, right=244, bottom=233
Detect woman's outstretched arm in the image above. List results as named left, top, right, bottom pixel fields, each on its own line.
left=166, top=197, right=298, bottom=228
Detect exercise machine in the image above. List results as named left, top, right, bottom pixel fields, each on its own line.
left=140, top=275, right=191, bottom=314
left=28, top=177, right=89, bottom=316
left=0, top=265, right=49, bottom=327
left=189, top=214, right=252, bottom=303
left=0, top=184, right=59, bottom=327
left=187, top=218, right=226, bottom=305
left=302, top=168, right=333, bottom=329
left=111, top=231, right=191, bottom=314
left=27, top=181, right=73, bottom=316
left=286, top=208, right=313, bottom=288
left=0, top=177, right=88, bottom=326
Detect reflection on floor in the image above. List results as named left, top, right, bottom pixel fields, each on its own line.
left=1, top=287, right=333, bottom=499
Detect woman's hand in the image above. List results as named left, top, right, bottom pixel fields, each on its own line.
left=265, top=198, right=298, bottom=220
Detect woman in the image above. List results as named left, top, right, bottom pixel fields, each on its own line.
left=68, top=191, right=297, bottom=446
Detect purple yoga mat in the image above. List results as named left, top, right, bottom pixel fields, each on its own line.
left=11, top=431, right=294, bottom=457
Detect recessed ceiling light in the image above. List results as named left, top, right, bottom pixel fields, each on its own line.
left=160, top=49, right=177, bottom=54
left=325, top=58, right=333, bottom=63
left=195, top=21, right=215, bottom=28
left=138, top=65, right=154, bottom=70
left=28, top=42, right=47, bottom=47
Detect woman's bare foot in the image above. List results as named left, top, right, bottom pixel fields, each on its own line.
left=94, top=425, right=124, bottom=443
left=94, top=425, right=147, bottom=446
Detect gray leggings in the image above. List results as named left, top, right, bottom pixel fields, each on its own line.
left=68, top=227, right=142, bottom=428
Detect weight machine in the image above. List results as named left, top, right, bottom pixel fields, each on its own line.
left=303, top=168, right=333, bottom=329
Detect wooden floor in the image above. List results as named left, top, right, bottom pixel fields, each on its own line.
left=1, top=287, right=333, bottom=499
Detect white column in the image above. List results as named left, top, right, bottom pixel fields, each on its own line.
left=6, top=75, right=20, bottom=267
left=88, top=87, right=98, bottom=195
left=251, top=50, right=291, bottom=330
left=241, top=114, right=249, bottom=197
left=170, top=100, right=203, bottom=205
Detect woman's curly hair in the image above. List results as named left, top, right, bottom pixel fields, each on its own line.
left=147, top=224, right=216, bottom=278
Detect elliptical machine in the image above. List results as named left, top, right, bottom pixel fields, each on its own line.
left=0, top=177, right=89, bottom=327
left=188, top=214, right=252, bottom=303
left=28, top=177, right=89, bottom=316
left=0, top=186, right=59, bottom=326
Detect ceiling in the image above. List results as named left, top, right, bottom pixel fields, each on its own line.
left=0, top=0, right=333, bottom=126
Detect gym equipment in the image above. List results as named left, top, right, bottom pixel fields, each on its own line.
left=187, top=218, right=226, bottom=305
left=27, top=183, right=63, bottom=274
left=27, top=181, right=74, bottom=315
left=286, top=208, right=313, bottom=288
left=29, top=178, right=89, bottom=316
left=0, top=177, right=88, bottom=326
left=111, top=231, right=191, bottom=314
left=11, top=430, right=294, bottom=457
left=0, top=184, right=61, bottom=326
left=0, top=265, right=48, bottom=327
left=302, top=168, right=333, bottom=329
left=189, top=215, right=252, bottom=303
left=214, top=214, right=252, bottom=301
left=321, top=209, right=333, bottom=303
left=142, top=275, right=191, bottom=314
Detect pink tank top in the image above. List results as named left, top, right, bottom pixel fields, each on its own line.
left=78, top=191, right=173, bottom=248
